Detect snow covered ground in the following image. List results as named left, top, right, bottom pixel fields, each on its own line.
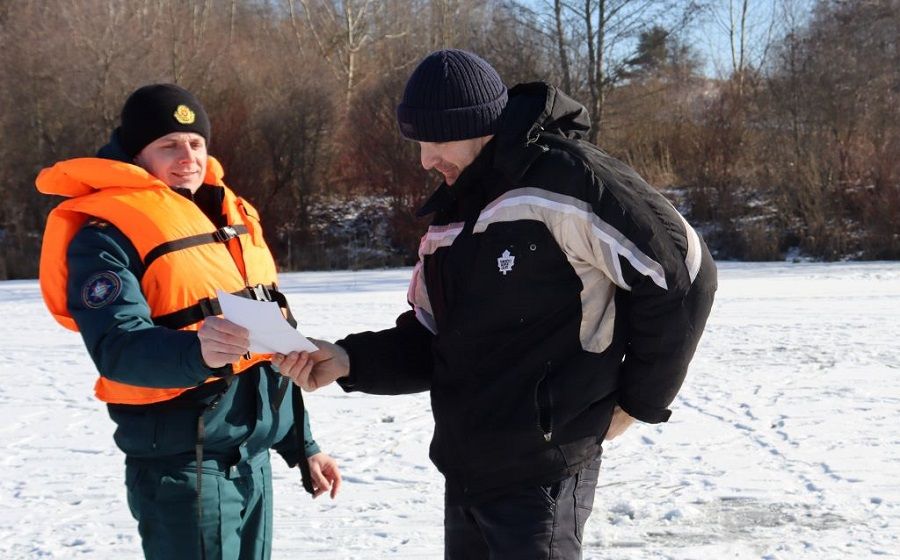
left=0, top=262, right=897, bottom=559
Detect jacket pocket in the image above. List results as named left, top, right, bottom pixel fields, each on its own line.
left=151, top=408, right=204, bottom=456
left=109, top=407, right=162, bottom=456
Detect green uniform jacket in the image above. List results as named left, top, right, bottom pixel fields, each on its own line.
left=66, top=220, right=320, bottom=467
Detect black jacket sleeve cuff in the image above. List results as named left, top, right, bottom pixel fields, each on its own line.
left=334, top=342, right=357, bottom=392
left=618, top=399, right=672, bottom=424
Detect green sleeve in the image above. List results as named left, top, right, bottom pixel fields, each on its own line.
left=66, top=223, right=214, bottom=388
left=302, top=408, right=321, bottom=458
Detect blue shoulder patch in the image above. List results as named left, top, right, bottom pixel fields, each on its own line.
left=81, top=271, right=122, bottom=309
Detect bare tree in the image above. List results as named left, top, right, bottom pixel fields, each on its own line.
left=553, top=0, right=573, bottom=91
left=541, top=0, right=699, bottom=143
left=704, top=0, right=782, bottom=95
left=287, top=0, right=380, bottom=112
left=1, top=0, right=895, bottom=275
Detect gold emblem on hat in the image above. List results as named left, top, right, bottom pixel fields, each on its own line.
left=173, top=104, right=196, bottom=124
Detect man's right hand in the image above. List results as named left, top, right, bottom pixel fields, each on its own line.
left=198, top=316, right=250, bottom=368
left=273, top=339, right=350, bottom=391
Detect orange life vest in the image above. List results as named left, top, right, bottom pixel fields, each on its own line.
left=36, top=156, right=285, bottom=405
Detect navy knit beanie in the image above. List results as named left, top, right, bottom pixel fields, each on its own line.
left=397, top=49, right=508, bottom=142
left=118, top=84, right=211, bottom=158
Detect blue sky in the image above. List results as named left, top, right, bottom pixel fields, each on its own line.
left=690, top=0, right=814, bottom=77
left=520, top=0, right=815, bottom=78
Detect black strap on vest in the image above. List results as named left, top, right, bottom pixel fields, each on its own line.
left=291, top=381, right=316, bottom=495
left=143, top=224, right=249, bottom=270
left=152, top=283, right=297, bottom=330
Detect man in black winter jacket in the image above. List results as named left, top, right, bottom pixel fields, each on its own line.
left=275, top=49, right=717, bottom=559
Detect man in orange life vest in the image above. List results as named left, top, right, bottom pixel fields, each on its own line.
left=35, top=84, right=340, bottom=560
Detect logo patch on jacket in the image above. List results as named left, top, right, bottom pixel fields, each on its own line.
left=81, top=271, right=122, bottom=309
left=497, top=250, right=515, bottom=275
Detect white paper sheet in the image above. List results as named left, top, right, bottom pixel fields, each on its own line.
left=216, top=290, right=318, bottom=354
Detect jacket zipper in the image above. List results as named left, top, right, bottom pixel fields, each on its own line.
left=536, top=361, right=554, bottom=442
left=526, top=125, right=550, bottom=153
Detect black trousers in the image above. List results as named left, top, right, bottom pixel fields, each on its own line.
left=444, top=456, right=602, bottom=560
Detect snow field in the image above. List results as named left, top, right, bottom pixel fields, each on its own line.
left=0, top=263, right=897, bottom=558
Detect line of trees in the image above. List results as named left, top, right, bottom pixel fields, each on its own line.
left=0, top=0, right=896, bottom=279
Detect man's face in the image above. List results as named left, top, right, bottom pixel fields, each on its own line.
left=134, top=132, right=208, bottom=192
left=418, top=136, right=492, bottom=186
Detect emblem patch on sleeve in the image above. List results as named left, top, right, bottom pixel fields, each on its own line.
left=81, top=271, right=122, bottom=309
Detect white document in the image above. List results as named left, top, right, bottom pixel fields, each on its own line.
left=216, top=290, right=318, bottom=355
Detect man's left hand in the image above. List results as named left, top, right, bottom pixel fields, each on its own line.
left=307, top=452, right=342, bottom=499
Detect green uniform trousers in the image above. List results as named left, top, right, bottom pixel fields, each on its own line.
left=126, top=452, right=273, bottom=560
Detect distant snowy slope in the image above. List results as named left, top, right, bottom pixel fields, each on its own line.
left=0, top=263, right=897, bottom=559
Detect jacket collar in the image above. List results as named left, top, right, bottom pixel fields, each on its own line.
left=493, top=82, right=591, bottom=183
left=96, top=129, right=132, bottom=163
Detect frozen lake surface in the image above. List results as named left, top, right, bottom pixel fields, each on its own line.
left=0, top=262, right=897, bottom=559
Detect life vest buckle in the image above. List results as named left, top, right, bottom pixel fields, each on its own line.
left=248, top=283, right=272, bottom=302
left=213, top=225, right=239, bottom=242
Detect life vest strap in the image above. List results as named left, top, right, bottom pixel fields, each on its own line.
left=106, top=374, right=234, bottom=411
left=292, top=381, right=316, bottom=496
left=144, top=224, right=249, bottom=270
left=151, top=284, right=297, bottom=330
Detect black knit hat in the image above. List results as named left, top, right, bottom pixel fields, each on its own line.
left=397, top=49, right=507, bottom=142
left=118, top=83, right=211, bottom=158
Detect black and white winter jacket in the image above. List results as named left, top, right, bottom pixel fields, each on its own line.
left=337, top=82, right=717, bottom=504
